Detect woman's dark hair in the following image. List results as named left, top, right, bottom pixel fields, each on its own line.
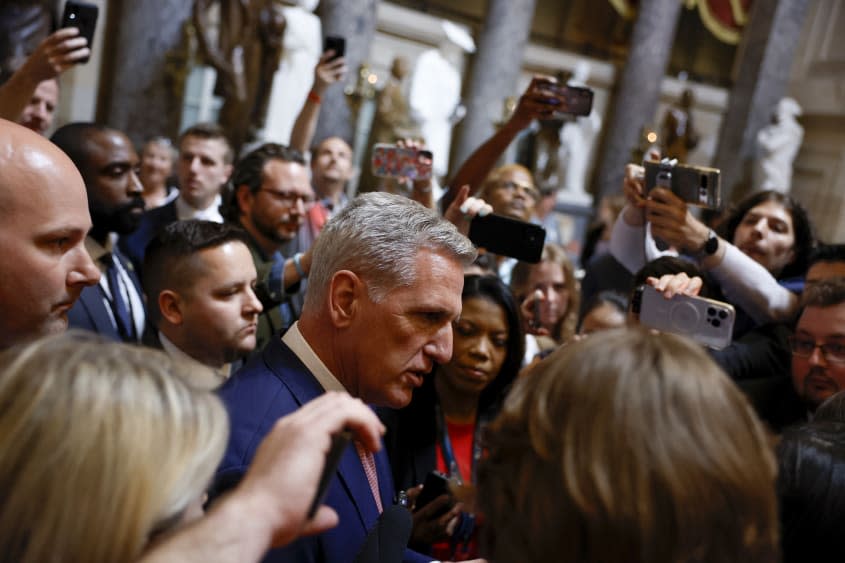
left=718, top=190, right=815, bottom=280
left=460, top=274, right=525, bottom=413
left=578, top=290, right=628, bottom=331
left=777, top=421, right=845, bottom=562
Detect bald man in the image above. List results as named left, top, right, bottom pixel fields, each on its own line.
left=0, top=117, right=389, bottom=563
left=0, top=118, right=100, bottom=348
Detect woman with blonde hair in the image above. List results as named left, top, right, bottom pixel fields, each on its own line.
left=478, top=328, right=779, bottom=563
left=0, top=331, right=228, bottom=563
left=510, top=242, right=580, bottom=361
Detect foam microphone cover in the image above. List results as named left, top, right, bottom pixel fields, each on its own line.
left=353, top=504, right=413, bottom=563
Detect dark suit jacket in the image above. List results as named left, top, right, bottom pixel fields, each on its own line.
left=119, top=200, right=178, bottom=273
left=67, top=245, right=146, bottom=343
left=215, top=337, right=429, bottom=563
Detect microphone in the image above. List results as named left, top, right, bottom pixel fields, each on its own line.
left=353, top=505, right=413, bottom=563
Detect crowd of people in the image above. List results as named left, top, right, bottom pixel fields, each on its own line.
left=2, top=20, right=845, bottom=563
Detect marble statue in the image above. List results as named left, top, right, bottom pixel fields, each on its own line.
left=753, top=97, right=804, bottom=193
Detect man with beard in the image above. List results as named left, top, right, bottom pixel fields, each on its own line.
left=224, top=142, right=315, bottom=350
left=51, top=123, right=148, bottom=343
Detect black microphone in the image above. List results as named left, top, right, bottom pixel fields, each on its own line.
left=353, top=504, right=413, bottom=563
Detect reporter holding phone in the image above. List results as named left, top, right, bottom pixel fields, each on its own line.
left=610, top=163, right=815, bottom=329
left=380, top=275, right=524, bottom=561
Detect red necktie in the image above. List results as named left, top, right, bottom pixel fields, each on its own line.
left=355, top=442, right=383, bottom=513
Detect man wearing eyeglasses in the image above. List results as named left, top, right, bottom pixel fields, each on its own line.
left=790, top=278, right=845, bottom=414
left=224, top=142, right=316, bottom=352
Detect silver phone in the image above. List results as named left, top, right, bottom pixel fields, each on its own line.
left=632, top=284, right=735, bottom=349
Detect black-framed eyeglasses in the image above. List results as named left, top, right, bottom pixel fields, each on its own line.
left=789, top=336, right=845, bottom=364
left=258, top=188, right=315, bottom=208
left=494, top=180, right=540, bottom=201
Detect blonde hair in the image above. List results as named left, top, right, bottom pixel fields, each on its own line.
left=479, top=163, right=534, bottom=198
left=510, top=242, right=580, bottom=342
left=478, top=328, right=778, bottom=563
left=0, top=331, right=229, bottom=563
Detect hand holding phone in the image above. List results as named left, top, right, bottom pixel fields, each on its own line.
left=414, top=471, right=454, bottom=517
left=323, top=36, right=345, bottom=61
left=631, top=284, right=735, bottom=349
left=61, top=1, right=98, bottom=64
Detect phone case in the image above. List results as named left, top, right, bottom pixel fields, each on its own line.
left=61, top=1, right=98, bottom=63
left=632, top=285, right=735, bottom=349
left=643, top=160, right=721, bottom=209
left=468, top=214, right=546, bottom=263
left=415, top=471, right=452, bottom=516
left=370, top=144, right=432, bottom=180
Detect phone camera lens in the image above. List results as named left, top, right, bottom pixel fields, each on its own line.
left=718, top=310, right=727, bottom=319
left=707, top=307, right=716, bottom=316
left=712, top=319, right=721, bottom=327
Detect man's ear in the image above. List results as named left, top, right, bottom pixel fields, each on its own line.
left=158, top=290, right=185, bottom=326
left=327, top=270, right=364, bottom=328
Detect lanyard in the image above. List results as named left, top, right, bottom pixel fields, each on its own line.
left=434, top=403, right=486, bottom=485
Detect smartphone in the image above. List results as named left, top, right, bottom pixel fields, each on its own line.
left=643, top=160, right=721, bottom=209
left=468, top=214, right=546, bottom=263
left=307, top=430, right=352, bottom=519
left=553, top=84, right=594, bottom=117
left=415, top=471, right=453, bottom=517
left=371, top=143, right=433, bottom=180
left=61, top=1, right=98, bottom=63
left=631, top=284, right=735, bottom=349
left=324, top=35, right=345, bottom=61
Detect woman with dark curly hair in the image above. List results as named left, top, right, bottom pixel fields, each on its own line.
left=612, top=161, right=815, bottom=326
left=381, top=274, right=524, bottom=561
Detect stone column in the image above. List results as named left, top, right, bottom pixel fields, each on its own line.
left=99, top=0, right=193, bottom=144
left=712, top=0, right=811, bottom=199
left=314, top=0, right=378, bottom=144
left=593, top=0, right=683, bottom=200
left=452, top=0, right=537, bottom=173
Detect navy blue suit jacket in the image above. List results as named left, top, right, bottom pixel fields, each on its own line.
left=67, top=245, right=145, bottom=343
left=216, top=337, right=429, bottom=563
left=119, top=201, right=178, bottom=273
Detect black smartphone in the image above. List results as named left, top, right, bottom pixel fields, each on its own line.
left=307, top=430, right=352, bottom=519
left=415, top=471, right=452, bottom=517
left=61, top=1, right=98, bottom=63
left=469, top=214, right=546, bottom=263
left=554, top=84, right=594, bottom=117
left=323, top=35, right=345, bottom=61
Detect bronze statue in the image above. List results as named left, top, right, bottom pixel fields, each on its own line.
left=193, top=0, right=286, bottom=152
left=660, top=88, right=699, bottom=162
left=370, top=56, right=419, bottom=145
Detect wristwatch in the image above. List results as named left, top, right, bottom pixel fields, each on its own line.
left=698, top=229, right=719, bottom=257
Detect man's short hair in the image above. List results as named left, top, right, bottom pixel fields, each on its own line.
left=223, top=143, right=306, bottom=222
left=809, top=244, right=845, bottom=268
left=304, top=192, right=476, bottom=309
left=49, top=122, right=110, bottom=171
left=142, top=220, right=249, bottom=323
left=178, top=122, right=234, bottom=164
left=800, top=278, right=845, bottom=310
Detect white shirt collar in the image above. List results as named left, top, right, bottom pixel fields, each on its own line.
left=282, top=321, right=346, bottom=393
left=175, top=194, right=224, bottom=223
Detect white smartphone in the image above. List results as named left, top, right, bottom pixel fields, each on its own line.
left=631, top=284, right=735, bottom=349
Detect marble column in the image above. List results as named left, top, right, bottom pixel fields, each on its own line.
left=712, top=0, right=811, bottom=199
left=452, top=0, right=537, bottom=174
left=99, top=0, right=193, bottom=144
left=313, top=0, right=378, bottom=144
left=594, top=0, right=683, bottom=201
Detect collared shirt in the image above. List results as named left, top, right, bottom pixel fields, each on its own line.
left=85, top=234, right=145, bottom=340
left=159, top=331, right=231, bottom=390
left=282, top=321, right=346, bottom=393
left=175, top=194, right=224, bottom=223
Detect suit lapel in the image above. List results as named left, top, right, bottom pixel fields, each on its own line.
left=77, top=285, right=121, bottom=339
left=262, top=339, right=381, bottom=529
